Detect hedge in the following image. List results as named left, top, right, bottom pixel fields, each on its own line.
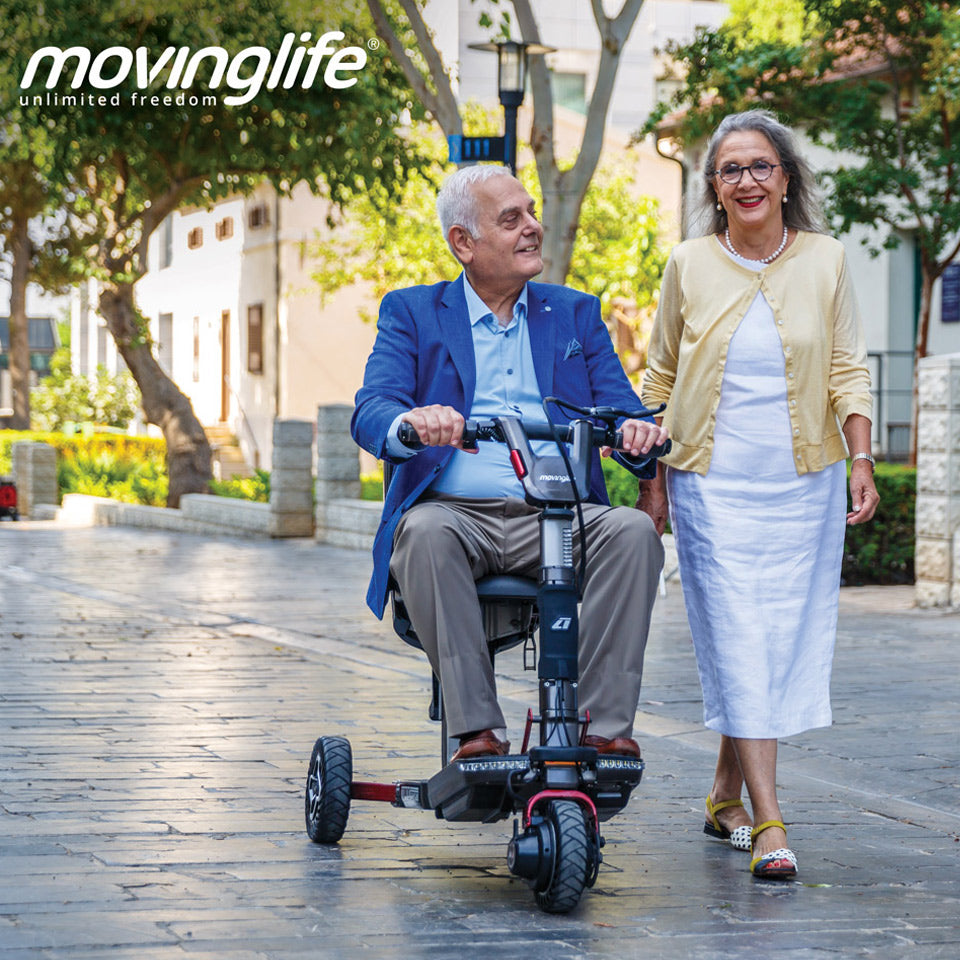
left=842, top=462, right=915, bottom=585
left=0, top=430, right=168, bottom=506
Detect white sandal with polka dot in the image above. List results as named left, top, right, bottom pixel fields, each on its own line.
left=704, top=796, right=752, bottom=852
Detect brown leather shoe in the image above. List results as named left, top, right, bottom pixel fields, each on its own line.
left=582, top=735, right=641, bottom=758
left=451, top=729, right=511, bottom=762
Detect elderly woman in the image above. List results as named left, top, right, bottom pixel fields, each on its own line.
left=638, top=110, right=879, bottom=879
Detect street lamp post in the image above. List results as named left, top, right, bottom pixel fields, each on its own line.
left=468, top=39, right=555, bottom=174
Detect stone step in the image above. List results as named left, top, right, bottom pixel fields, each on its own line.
left=316, top=498, right=381, bottom=551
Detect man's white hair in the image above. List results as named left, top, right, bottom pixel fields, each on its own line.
left=436, top=165, right=515, bottom=252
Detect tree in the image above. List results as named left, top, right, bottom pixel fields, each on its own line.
left=7, top=0, right=424, bottom=504
left=365, top=0, right=647, bottom=283
left=643, top=0, right=960, bottom=463
left=0, top=43, right=83, bottom=430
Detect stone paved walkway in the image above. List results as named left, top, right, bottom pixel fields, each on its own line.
left=1, top=522, right=958, bottom=959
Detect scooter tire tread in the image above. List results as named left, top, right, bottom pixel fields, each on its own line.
left=536, top=800, right=589, bottom=914
left=305, top=735, right=352, bottom=844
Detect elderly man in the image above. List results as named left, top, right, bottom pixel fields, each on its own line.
left=352, top=165, right=667, bottom=761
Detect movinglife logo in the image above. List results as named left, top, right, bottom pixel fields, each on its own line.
left=19, top=31, right=368, bottom=107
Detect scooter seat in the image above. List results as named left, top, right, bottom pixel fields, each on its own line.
left=475, top=575, right=538, bottom=601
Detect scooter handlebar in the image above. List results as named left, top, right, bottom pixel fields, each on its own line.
left=396, top=419, right=671, bottom=460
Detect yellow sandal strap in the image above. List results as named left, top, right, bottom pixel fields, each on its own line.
left=751, top=819, right=787, bottom=842
left=705, top=796, right=745, bottom=828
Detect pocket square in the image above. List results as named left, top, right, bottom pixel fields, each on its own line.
left=563, top=338, right=583, bottom=360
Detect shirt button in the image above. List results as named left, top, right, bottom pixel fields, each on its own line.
left=788, top=372, right=794, bottom=379
left=790, top=399, right=796, bottom=407
left=784, top=346, right=792, bottom=353
left=506, top=368, right=514, bottom=375
left=777, top=319, right=783, bottom=325
left=794, top=428, right=800, bottom=436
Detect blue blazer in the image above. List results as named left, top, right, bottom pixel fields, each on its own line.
left=352, top=274, right=652, bottom=618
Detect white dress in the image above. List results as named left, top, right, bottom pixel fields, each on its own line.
left=667, top=244, right=847, bottom=739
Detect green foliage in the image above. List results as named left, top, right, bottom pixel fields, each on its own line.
left=361, top=466, right=384, bottom=501
left=601, top=457, right=641, bottom=509
left=208, top=469, right=271, bottom=502
left=30, top=348, right=141, bottom=432
left=725, top=0, right=813, bottom=46
left=0, top=431, right=168, bottom=505
left=843, top=463, right=916, bottom=585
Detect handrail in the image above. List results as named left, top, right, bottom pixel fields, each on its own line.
left=222, top=374, right=261, bottom=469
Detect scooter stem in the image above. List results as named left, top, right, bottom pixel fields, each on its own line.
left=537, top=507, right=580, bottom=747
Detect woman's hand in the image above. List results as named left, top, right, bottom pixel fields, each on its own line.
left=847, top=461, right=879, bottom=525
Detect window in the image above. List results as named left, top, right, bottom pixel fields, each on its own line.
left=193, top=316, right=200, bottom=381
left=187, top=227, right=203, bottom=249
left=215, top=216, right=234, bottom=240
left=551, top=72, right=587, bottom=115
left=247, top=304, right=263, bottom=374
left=97, top=323, right=107, bottom=369
left=159, top=216, right=173, bottom=269
left=248, top=203, right=269, bottom=229
left=158, top=313, right=173, bottom=375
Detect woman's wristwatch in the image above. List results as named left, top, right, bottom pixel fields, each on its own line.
left=851, top=452, right=875, bottom=470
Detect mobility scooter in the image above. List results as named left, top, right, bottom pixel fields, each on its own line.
left=304, top=398, right=670, bottom=913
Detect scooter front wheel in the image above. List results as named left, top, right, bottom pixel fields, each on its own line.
left=535, top=799, right=589, bottom=914
left=305, top=736, right=352, bottom=843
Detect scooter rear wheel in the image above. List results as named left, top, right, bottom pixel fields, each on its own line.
left=305, top=736, right=352, bottom=843
left=535, top=799, right=589, bottom=914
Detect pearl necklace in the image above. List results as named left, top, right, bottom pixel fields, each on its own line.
left=725, top=225, right=789, bottom=264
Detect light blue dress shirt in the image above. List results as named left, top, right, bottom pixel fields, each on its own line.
left=386, top=276, right=556, bottom=498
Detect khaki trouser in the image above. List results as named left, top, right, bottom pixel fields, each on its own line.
left=390, top=496, right=663, bottom=740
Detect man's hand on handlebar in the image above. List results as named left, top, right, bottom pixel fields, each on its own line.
left=601, top=418, right=670, bottom=459
left=400, top=405, right=478, bottom=452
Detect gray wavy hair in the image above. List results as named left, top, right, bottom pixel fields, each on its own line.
left=692, top=109, right=826, bottom=236
left=436, top=164, right=514, bottom=255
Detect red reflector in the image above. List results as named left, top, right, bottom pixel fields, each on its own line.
left=509, top=450, right=527, bottom=479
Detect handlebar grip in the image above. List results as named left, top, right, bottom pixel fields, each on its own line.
left=615, top=438, right=672, bottom=463
left=397, top=422, right=424, bottom=450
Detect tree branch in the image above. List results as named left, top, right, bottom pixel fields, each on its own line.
left=366, top=0, right=462, bottom=136
left=511, top=0, right=556, bottom=172
left=572, top=0, right=644, bottom=194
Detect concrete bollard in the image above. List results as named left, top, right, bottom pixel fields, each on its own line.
left=915, top=353, right=960, bottom=607
left=269, top=418, right=315, bottom=538
left=315, top=404, right=361, bottom=538
left=315, top=405, right=361, bottom=502
left=11, top=442, right=58, bottom=519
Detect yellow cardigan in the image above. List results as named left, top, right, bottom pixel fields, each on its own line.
left=642, top=231, right=873, bottom=476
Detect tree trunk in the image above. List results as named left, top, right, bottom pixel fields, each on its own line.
left=909, top=264, right=936, bottom=467
left=7, top=215, right=32, bottom=430
left=98, top=282, right=211, bottom=507
left=539, top=174, right=590, bottom=285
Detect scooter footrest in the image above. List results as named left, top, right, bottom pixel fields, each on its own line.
left=425, top=754, right=644, bottom=823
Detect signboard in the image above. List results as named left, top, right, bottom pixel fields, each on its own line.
left=942, top=263, right=960, bottom=324
left=448, top=135, right=506, bottom=164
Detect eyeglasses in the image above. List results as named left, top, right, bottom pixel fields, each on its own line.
left=712, top=161, right=782, bottom=184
